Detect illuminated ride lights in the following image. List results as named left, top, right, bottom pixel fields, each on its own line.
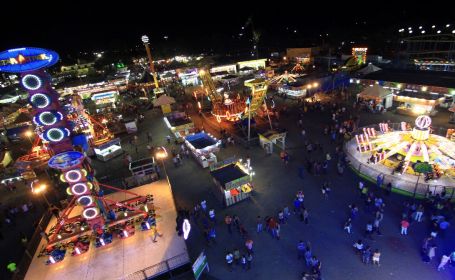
left=30, top=93, right=51, bottom=108
left=82, top=207, right=100, bottom=220
left=21, top=74, right=42, bottom=90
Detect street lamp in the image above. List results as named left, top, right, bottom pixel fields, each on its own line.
left=24, top=130, right=33, bottom=145
left=31, top=182, right=51, bottom=208
left=155, top=146, right=168, bottom=179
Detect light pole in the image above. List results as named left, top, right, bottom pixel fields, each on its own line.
left=155, top=146, right=168, bottom=179
left=31, top=182, right=51, bottom=208
left=24, top=130, right=33, bottom=145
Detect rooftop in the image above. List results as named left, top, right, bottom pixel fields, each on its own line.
left=363, top=69, right=455, bottom=89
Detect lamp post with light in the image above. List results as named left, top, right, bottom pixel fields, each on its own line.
left=24, top=130, right=33, bottom=145
left=154, top=146, right=168, bottom=179
left=31, top=182, right=51, bottom=208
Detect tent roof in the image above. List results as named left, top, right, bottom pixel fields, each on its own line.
left=358, top=85, right=392, bottom=99
left=357, top=64, right=382, bottom=75
left=152, top=95, right=175, bottom=106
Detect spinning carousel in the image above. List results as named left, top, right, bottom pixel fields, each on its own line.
left=346, top=115, right=455, bottom=195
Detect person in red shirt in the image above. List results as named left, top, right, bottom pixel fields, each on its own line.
left=401, top=219, right=410, bottom=235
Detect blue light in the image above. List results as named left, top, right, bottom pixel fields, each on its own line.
left=0, top=47, right=59, bottom=73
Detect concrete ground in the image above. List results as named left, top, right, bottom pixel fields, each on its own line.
left=2, top=86, right=455, bottom=280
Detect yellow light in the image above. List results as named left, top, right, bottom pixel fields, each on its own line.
left=313, top=82, right=318, bottom=87
left=421, top=86, right=428, bottom=92
left=397, top=84, right=402, bottom=89
left=307, top=84, right=312, bottom=89
left=199, top=70, right=206, bottom=75
left=25, top=131, right=33, bottom=137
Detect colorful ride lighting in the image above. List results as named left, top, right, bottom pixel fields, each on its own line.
left=64, top=169, right=83, bottom=183
left=82, top=207, right=99, bottom=220
left=123, top=230, right=129, bottom=238
left=49, top=256, right=56, bottom=264
left=100, top=238, right=105, bottom=246
left=22, top=74, right=42, bottom=90
left=71, top=183, right=89, bottom=195
left=75, top=247, right=81, bottom=255
left=183, top=219, right=191, bottom=240
left=145, top=222, right=151, bottom=230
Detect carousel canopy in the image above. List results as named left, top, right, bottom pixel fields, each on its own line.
left=152, top=95, right=175, bottom=106
left=357, top=85, right=392, bottom=100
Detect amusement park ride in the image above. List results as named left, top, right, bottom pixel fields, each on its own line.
left=198, top=69, right=271, bottom=127
left=0, top=47, right=158, bottom=265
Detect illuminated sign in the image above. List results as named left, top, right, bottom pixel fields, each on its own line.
left=0, top=47, right=59, bottom=73
left=48, top=151, right=84, bottom=170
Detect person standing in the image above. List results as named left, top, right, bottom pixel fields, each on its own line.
left=256, top=216, right=263, bottom=233
left=226, top=251, right=234, bottom=271
left=246, top=253, right=253, bottom=270
left=304, top=247, right=312, bottom=267
left=209, top=209, right=216, bottom=224
left=365, top=221, right=374, bottom=240
left=245, top=239, right=254, bottom=254
left=233, top=248, right=240, bottom=265
left=400, top=219, right=410, bottom=235
left=372, top=249, right=381, bottom=266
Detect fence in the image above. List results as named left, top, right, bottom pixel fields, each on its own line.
left=122, top=252, right=191, bottom=280
left=346, top=122, right=455, bottom=199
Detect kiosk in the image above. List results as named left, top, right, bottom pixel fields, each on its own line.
left=93, top=138, right=123, bottom=161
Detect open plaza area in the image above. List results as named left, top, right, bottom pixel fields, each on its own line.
left=1, top=6, right=455, bottom=280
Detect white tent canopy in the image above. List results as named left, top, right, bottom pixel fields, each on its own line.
left=357, top=85, right=394, bottom=109
left=357, top=64, right=382, bottom=75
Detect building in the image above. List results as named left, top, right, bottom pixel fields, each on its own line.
left=286, top=48, right=320, bottom=64
left=60, top=62, right=96, bottom=78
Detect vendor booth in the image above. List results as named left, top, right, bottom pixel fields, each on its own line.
left=164, top=111, right=195, bottom=141
left=209, top=158, right=253, bottom=207
left=178, top=68, right=200, bottom=86
left=93, top=138, right=123, bottom=161
left=357, top=85, right=393, bottom=111
left=184, top=132, right=220, bottom=168
left=127, top=157, right=159, bottom=185
left=395, top=91, right=445, bottom=116
left=91, top=90, right=118, bottom=113
left=259, top=130, right=287, bottom=154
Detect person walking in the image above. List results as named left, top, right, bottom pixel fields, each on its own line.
left=225, top=215, right=232, bottom=234
left=304, top=247, right=312, bottom=267
left=209, top=209, right=216, bottom=224
left=256, top=216, right=263, bottom=233
left=372, top=249, right=381, bottom=266
left=415, top=204, right=424, bottom=222
left=303, top=208, right=309, bottom=224
left=297, top=240, right=306, bottom=259
left=344, top=218, right=352, bottom=234
left=438, top=255, right=451, bottom=271
left=275, top=223, right=281, bottom=240
left=353, top=240, right=364, bottom=255
left=362, top=246, right=372, bottom=264
left=400, top=219, right=410, bottom=235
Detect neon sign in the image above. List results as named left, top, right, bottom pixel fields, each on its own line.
left=183, top=219, right=191, bottom=240
left=0, top=47, right=59, bottom=73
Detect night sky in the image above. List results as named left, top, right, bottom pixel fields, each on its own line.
left=1, top=3, right=453, bottom=59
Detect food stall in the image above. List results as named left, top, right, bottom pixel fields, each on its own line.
left=127, top=157, right=159, bottom=186
left=163, top=111, right=195, bottom=142
left=93, top=138, right=123, bottom=161
left=356, top=85, right=393, bottom=110
left=395, top=91, right=446, bottom=116
left=209, top=158, right=254, bottom=207
left=184, top=132, right=220, bottom=168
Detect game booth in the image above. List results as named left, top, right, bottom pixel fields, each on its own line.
left=184, top=132, right=220, bottom=168
left=164, top=111, right=195, bottom=142
left=93, top=138, right=123, bottom=162
left=209, top=158, right=254, bottom=207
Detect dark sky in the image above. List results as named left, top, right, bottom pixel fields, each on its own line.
left=1, top=3, right=453, bottom=57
